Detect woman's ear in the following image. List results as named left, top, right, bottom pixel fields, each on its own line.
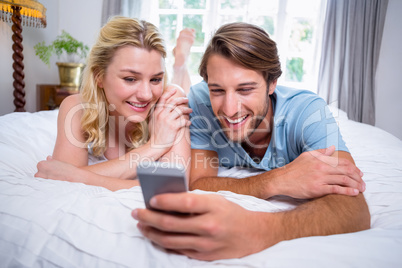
left=97, top=77, right=103, bottom=89
left=268, top=80, right=277, bottom=95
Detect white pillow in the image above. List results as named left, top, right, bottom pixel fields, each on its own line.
left=0, top=110, right=58, bottom=176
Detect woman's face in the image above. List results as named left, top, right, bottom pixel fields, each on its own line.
left=99, top=45, right=165, bottom=123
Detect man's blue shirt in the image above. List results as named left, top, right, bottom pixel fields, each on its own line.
left=188, top=81, right=349, bottom=171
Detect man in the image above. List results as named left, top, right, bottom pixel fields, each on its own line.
left=132, top=22, right=370, bottom=261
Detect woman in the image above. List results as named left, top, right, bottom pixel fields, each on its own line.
left=35, top=16, right=192, bottom=191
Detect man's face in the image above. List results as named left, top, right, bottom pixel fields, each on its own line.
left=206, top=54, right=276, bottom=145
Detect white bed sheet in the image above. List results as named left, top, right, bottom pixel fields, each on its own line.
left=0, top=109, right=402, bottom=267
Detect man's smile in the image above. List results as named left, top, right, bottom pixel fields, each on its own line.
left=225, top=114, right=249, bottom=125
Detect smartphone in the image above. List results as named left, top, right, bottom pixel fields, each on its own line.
left=137, top=162, right=188, bottom=210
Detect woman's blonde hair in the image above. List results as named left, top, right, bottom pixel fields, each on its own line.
left=80, top=16, right=167, bottom=156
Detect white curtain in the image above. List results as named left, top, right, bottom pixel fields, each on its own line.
left=317, top=0, right=388, bottom=125
left=101, top=0, right=122, bottom=25
left=101, top=0, right=149, bottom=25
left=121, top=0, right=143, bottom=19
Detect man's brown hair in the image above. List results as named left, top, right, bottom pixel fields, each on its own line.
left=199, top=22, right=282, bottom=85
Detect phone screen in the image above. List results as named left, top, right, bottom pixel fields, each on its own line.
left=137, top=162, right=188, bottom=210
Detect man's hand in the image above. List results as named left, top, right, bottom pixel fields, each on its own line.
left=132, top=192, right=275, bottom=261
left=265, top=146, right=366, bottom=199
left=190, top=147, right=365, bottom=200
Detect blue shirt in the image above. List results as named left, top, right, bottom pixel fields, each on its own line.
left=188, top=81, right=349, bottom=171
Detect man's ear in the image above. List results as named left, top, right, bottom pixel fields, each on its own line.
left=268, top=80, right=277, bottom=95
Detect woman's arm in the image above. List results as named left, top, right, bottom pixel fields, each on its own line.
left=37, top=86, right=192, bottom=190
left=36, top=156, right=140, bottom=190
left=156, top=84, right=191, bottom=179
left=52, top=94, right=88, bottom=166
left=82, top=85, right=192, bottom=180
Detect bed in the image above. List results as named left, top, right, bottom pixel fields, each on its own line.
left=0, top=108, right=401, bottom=267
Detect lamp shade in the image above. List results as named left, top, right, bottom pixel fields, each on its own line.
left=0, top=0, right=46, bottom=27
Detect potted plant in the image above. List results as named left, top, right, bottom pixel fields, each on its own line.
left=34, top=30, right=89, bottom=88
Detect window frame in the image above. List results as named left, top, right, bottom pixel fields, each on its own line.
left=147, top=0, right=326, bottom=92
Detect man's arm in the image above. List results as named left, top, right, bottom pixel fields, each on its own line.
left=190, top=147, right=366, bottom=199
left=132, top=190, right=370, bottom=261
left=278, top=192, right=370, bottom=239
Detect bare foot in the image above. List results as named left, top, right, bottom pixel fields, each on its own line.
left=173, top=28, right=195, bottom=68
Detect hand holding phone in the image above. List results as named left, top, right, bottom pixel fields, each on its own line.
left=137, top=162, right=188, bottom=211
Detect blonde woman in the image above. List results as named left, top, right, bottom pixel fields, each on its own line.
left=35, top=16, right=192, bottom=191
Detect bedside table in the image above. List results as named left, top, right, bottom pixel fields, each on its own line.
left=37, top=84, right=79, bottom=111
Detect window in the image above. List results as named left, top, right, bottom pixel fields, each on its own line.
left=147, top=0, right=326, bottom=91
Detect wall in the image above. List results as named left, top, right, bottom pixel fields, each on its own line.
left=375, top=0, right=402, bottom=140
left=0, top=0, right=102, bottom=115
left=0, top=0, right=401, bottom=141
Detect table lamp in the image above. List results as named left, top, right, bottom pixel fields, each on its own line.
left=0, top=0, right=46, bottom=112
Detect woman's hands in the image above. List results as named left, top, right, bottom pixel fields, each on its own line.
left=148, top=87, right=192, bottom=154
